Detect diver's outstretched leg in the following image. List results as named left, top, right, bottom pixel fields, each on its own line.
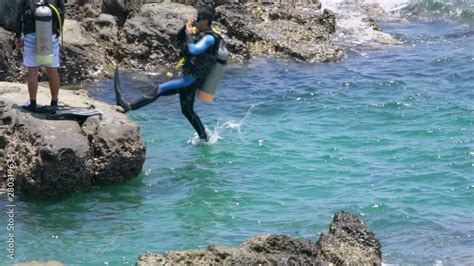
left=128, top=93, right=159, bottom=110
left=114, top=67, right=197, bottom=112
left=114, top=67, right=160, bottom=112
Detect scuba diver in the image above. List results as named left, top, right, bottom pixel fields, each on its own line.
left=115, top=6, right=226, bottom=142
left=15, top=0, right=65, bottom=111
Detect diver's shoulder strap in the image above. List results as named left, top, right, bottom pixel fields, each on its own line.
left=204, top=28, right=224, bottom=54
left=205, top=28, right=229, bottom=64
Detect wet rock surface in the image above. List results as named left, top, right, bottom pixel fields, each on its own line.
left=0, top=82, right=146, bottom=198
left=137, top=211, right=382, bottom=265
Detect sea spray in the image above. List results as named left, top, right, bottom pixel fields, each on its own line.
left=187, top=104, right=260, bottom=146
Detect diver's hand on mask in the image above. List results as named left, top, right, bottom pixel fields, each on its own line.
left=185, top=16, right=196, bottom=35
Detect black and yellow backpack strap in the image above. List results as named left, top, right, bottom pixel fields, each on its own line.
left=48, top=1, right=64, bottom=46
left=175, top=26, right=199, bottom=70
left=48, top=3, right=62, bottom=33
left=206, top=27, right=222, bottom=54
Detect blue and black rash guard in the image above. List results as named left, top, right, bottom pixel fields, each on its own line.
left=187, top=35, right=215, bottom=55
left=158, top=33, right=216, bottom=94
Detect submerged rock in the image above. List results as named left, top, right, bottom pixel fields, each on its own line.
left=0, top=82, right=146, bottom=198
left=137, top=211, right=382, bottom=265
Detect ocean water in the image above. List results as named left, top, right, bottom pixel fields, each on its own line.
left=1, top=3, right=474, bottom=266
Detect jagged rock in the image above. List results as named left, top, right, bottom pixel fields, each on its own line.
left=60, top=19, right=109, bottom=84
left=101, top=0, right=143, bottom=26
left=137, top=211, right=382, bottom=265
left=1, top=1, right=348, bottom=83
left=65, top=1, right=102, bottom=21
left=216, top=3, right=344, bottom=63
left=117, top=2, right=196, bottom=71
left=316, top=211, right=382, bottom=264
left=0, top=27, right=23, bottom=83
left=81, top=13, right=119, bottom=43
left=0, top=82, right=146, bottom=198
left=0, top=0, right=20, bottom=31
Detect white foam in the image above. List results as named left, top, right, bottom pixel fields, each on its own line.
left=320, top=0, right=406, bottom=49
left=321, top=0, right=412, bottom=14
left=187, top=104, right=260, bottom=146
left=187, top=128, right=223, bottom=146
left=363, top=0, right=411, bottom=12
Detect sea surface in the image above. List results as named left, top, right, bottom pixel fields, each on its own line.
left=1, top=1, right=473, bottom=265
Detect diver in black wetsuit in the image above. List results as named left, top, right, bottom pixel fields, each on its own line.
left=114, top=6, right=220, bottom=141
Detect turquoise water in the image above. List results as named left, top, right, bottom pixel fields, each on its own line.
left=1, top=19, right=473, bottom=265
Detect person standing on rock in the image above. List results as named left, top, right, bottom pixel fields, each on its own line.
left=115, top=6, right=222, bottom=142
left=14, top=0, right=65, bottom=111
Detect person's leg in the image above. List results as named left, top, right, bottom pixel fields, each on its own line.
left=114, top=66, right=197, bottom=112
left=179, top=83, right=208, bottom=140
left=46, top=67, right=60, bottom=106
left=157, top=76, right=196, bottom=96
left=23, top=67, right=39, bottom=110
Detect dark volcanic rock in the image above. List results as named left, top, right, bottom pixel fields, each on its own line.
left=316, top=211, right=382, bottom=264
left=1, top=1, right=346, bottom=83
left=65, top=1, right=101, bottom=21
left=216, top=3, right=344, bottom=63
left=0, top=82, right=146, bottom=198
left=137, top=211, right=382, bottom=265
left=101, top=0, right=143, bottom=26
left=0, top=27, right=23, bottom=83
left=0, top=0, right=20, bottom=31
left=60, top=19, right=109, bottom=84
left=117, top=2, right=196, bottom=71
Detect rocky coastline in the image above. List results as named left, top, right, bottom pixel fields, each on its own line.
left=0, top=82, right=146, bottom=197
left=0, top=1, right=394, bottom=263
left=0, top=0, right=389, bottom=84
left=12, top=211, right=382, bottom=265
left=137, top=211, right=382, bottom=265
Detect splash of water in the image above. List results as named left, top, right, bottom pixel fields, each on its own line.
left=187, top=104, right=260, bottom=146
left=320, top=0, right=404, bottom=50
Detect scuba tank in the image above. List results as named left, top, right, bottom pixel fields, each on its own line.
left=34, top=0, right=53, bottom=65
left=197, top=31, right=230, bottom=103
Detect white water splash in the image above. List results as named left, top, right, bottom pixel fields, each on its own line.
left=320, top=0, right=406, bottom=49
left=321, top=0, right=411, bottom=14
left=187, top=104, right=260, bottom=146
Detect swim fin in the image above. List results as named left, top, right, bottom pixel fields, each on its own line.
left=46, top=106, right=103, bottom=119
left=114, top=66, right=132, bottom=112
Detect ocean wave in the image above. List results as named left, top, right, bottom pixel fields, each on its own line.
left=319, top=0, right=473, bottom=50
left=322, top=0, right=473, bottom=24
left=401, top=0, right=474, bottom=24
left=320, top=0, right=405, bottom=49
